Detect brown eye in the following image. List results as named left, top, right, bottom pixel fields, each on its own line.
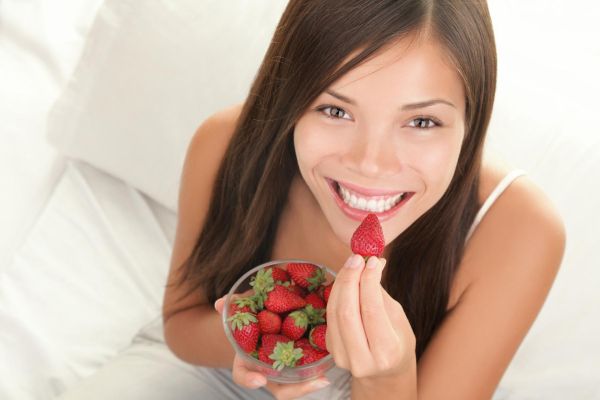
left=318, top=106, right=351, bottom=120
left=409, top=117, right=437, bottom=129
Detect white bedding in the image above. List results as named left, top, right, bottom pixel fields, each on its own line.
left=0, top=160, right=176, bottom=399
left=0, top=0, right=104, bottom=268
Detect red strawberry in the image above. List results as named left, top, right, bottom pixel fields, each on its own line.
left=264, top=285, right=307, bottom=313
left=286, top=263, right=325, bottom=291
left=258, top=347, right=273, bottom=365
left=350, top=213, right=385, bottom=258
left=287, top=284, right=307, bottom=298
left=281, top=310, right=308, bottom=340
left=250, top=268, right=276, bottom=296
left=257, top=310, right=282, bottom=334
left=262, top=333, right=292, bottom=351
left=258, top=334, right=290, bottom=365
left=294, top=338, right=313, bottom=352
left=297, top=346, right=328, bottom=366
left=309, top=324, right=327, bottom=351
left=322, top=283, right=332, bottom=303
left=229, top=296, right=258, bottom=314
left=267, top=266, right=290, bottom=283
left=304, top=292, right=325, bottom=310
left=259, top=334, right=302, bottom=370
left=227, top=312, right=259, bottom=353
left=303, top=304, right=326, bottom=325
left=269, top=341, right=304, bottom=371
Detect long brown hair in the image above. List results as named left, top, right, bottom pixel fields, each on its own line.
left=177, top=0, right=496, bottom=359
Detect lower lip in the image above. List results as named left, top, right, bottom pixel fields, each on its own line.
left=326, top=179, right=414, bottom=222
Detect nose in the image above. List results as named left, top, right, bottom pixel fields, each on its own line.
left=342, top=131, right=401, bottom=178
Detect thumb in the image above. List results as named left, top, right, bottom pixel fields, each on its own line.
left=214, top=296, right=226, bottom=314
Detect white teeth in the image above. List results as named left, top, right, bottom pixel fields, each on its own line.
left=358, top=197, right=367, bottom=209
left=336, top=182, right=407, bottom=213
left=367, top=199, right=377, bottom=210
left=384, top=198, right=393, bottom=210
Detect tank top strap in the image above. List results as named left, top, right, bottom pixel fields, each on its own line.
left=465, top=169, right=527, bottom=242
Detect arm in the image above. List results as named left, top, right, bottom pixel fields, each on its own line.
left=351, top=360, right=417, bottom=400
left=162, top=104, right=241, bottom=368
left=415, top=177, right=566, bottom=399
left=163, top=106, right=333, bottom=398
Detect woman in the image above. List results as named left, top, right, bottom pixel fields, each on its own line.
left=159, top=1, right=566, bottom=399
left=162, top=1, right=563, bottom=399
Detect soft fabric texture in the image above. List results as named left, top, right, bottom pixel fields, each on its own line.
left=46, top=0, right=288, bottom=212
left=55, top=329, right=352, bottom=400
left=0, top=160, right=176, bottom=399
left=0, top=0, right=104, bottom=269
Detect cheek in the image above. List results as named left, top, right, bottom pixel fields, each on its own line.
left=416, top=136, right=463, bottom=193
left=294, top=121, right=343, bottom=170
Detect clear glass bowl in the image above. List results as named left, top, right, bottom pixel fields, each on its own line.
left=222, top=259, right=336, bottom=384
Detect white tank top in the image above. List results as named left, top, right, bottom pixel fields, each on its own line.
left=465, top=169, right=527, bottom=242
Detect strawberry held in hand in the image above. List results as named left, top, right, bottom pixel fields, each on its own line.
left=351, top=213, right=385, bottom=258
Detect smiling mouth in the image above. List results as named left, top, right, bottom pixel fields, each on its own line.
left=328, top=179, right=413, bottom=214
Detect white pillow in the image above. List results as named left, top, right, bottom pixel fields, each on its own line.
left=47, top=0, right=288, bottom=212
left=0, top=160, right=175, bottom=398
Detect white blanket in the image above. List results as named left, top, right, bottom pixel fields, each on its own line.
left=0, top=160, right=176, bottom=399
left=0, top=0, right=104, bottom=268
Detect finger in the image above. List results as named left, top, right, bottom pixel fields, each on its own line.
left=381, top=287, right=415, bottom=339
left=214, top=297, right=225, bottom=313
left=331, top=254, right=371, bottom=368
left=231, top=354, right=267, bottom=389
left=360, top=258, right=397, bottom=357
left=326, top=254, right=363, bottom=368
left=325, top=286, right=348, bottom=369
left=266, top=378, right=331, bottom=399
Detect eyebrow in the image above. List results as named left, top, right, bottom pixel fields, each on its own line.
left=325, top=89, right=456, bottom=110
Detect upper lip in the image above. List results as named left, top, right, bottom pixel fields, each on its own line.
left=331, top=178, right=409, bottom=197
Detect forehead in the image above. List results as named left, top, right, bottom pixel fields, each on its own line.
left=330, top=35, right=465, bottom=111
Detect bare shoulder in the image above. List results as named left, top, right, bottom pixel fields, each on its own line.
left=417, top=159, right=566, bottom=399
left=191, top=103, right=244, bottom=152
left=162, top=103, right=244, bottom=322
left=464, top=159, right=566, bottom=286
left=175, top=102, right=244, bottom=228
left=449, top=159, right=566, bottom=307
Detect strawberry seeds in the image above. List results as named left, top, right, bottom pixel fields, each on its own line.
left=227, top=263, right=330, bottom=371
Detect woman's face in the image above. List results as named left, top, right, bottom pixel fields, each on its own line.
left=293, top=36, right=466, bottom=246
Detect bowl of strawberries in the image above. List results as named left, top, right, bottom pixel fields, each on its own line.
left=222, top=260, right=335, bottom=383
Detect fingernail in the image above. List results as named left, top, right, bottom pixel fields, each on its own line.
left=251, top=378, right=265, bottom=387
left=345, top=254, right=361, bottom=269
left=381, top=259, right=387, bottom=269
left=214, top=298, right=223, bottom=310
left=366, top=256, right=379, bottom=269
left=312, top=379, right=330, bottom=389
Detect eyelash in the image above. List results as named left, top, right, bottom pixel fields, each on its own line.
left=315, top=104, right=442, bottom=129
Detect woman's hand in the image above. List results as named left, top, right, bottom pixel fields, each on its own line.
left=214, top=296, right=331, bottom=400
left=326, top=254, right=416, bottom=380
